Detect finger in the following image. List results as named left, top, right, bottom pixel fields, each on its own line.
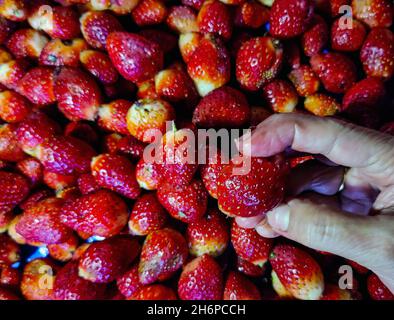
left=235, top=214, right=265, bottom=229
left=255, top=217, right=280, bottom=238
left=240, top=114, right=394, bottom=188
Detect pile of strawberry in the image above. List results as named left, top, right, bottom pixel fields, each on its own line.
left=0, top=0, right=393, bottom=301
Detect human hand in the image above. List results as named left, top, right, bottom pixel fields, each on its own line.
left=237, top=113, right=394, bottom=293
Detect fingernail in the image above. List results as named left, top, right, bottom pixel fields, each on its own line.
left=266, top=204, right=290, bottom=232
left=256, top=218, right=280, bottom=238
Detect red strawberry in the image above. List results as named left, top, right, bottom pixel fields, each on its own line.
left=186, top=34, right=230, bottom=96
left=53, top=260, right=106, bottom=300
left=270, top=243, right=325, bottom=300
left=128, top=193, right=168, bottom=236
left=320, top=284, right=353, bottom=300
left=331, top=18, right=366, bottom=52
left=78, top=235, right=140, bottom=283
left=48, top=234, right=79, bottom=262
left=304, top=93, right=340, bottom=116
left=116, top=135, right=147, bottom=159
left=328, top=0, right=350, bottom=17
left=182, top=0, right=204, bottom=10
left=231, top=221, right=273, bottom=267
left=16, top=197, right=72, bottom=245
left=166, top=5, right=199, bottom=34
left=269, top=0, right=314, bottom=38
left=19, top=188, right=53, bottom=211
left=179, top=32, right=202, bottom=63
left=367, top=273, right=394, bottom=300
left=54, top=67, right=101, bottom=121
left=17, top=66, right=56, bottom=106
left=80, top=11, right=123, bottom=50
left=235, top=1, right=270, bottom=29
left=360, top=28, right=394, bottom=79
left=236, top=257, right=265, bottom=277
left=136, top=157, right=161, bottom=190
left=91, top=154, right=141, bottom=199
left=200, top=147, right=226, bottom=199
left=236, top=37, right=283, bottom=91
left=97, top=100, right=130, bottom=135
left=157, top=179, right=207, bottom=223
left=218, top=156, right=287, bottom=218
left=263, top=80, right=299, bottom=113
left=117, top=264, right=144, bottom=299
left=126, top=99, right=176, bottom=143
left=342, top=77, right=386, bottom=111
left=186, top=208, right=229, bottom=257
left=77, top=173, right=100, bottom=195
left=271, top=269, right=293, bottom=299
left=28, top=5, right=80, bottom=40
left=0, top=263, right=20, bottom=287
left=178, top=254, right=223, bottom=300
left=139, top=228, right=188, bottom=284
left=80, top=50, right=119, bottom=85
left=107, top=32, right=163, bottom=83
left=87, top=0, right=140, bottom=15
left=0, top=59, right=30, bottom=90
left=0, top=123, right=25, bottom=162
left=352, top=0, right=392, bottom=28
left=288, top=65, right=320, bottom=97
left=310, top=52, right=357, bottom=93
left=0, top=171, right=29, bottom=213
left=0, top=90, right=31, bottom=122
left=20, top=258, right=59, bottom=300
left=6, top=28, right=48, bottom=59
left=223, top=271, right=261, bottom=300
left=7, top=215, right=28, bottom=245
left=131, top=285, right=177, bottom=300
left=0, top=16, right=16, bottom=44
left=197, top=0, right=232, bottom=40
left=102, top=133, right=123, bottom=154
left=60, top=190, right=129, bottom=238
left=192, top=86, right=251, bottom=128
left=139, top=29, right=178, bottom=54
left=301, top=15, right=329, bottom=57
left=0, top=234, right=20, bottom=265
left=43, top=170, right=78, bottom=191
left=132, top=0, right=168, bottom=26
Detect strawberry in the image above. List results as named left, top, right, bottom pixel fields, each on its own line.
left=19, top=188, right=53, bottom=211
left=54, top=260, right=106, bottom=300
left=131, top=285, right=177, bottom=300
left=236, top=257, right=265, bottom=277
left=352, top=0, right=392, bottom=28
left=288, top=65, right=320, bottom=97
left=136, top=78, right=158, bottom=100
left=0, top=263, right=20, bottom=287
left=20, top=258, right=59, bottom=300
left=0, top=0, right=28, bottom=22
left=235, top=1, right=270, bottom=29
left=43, top=170, right=78, bottom=191
left=270, top=243, right=325, bottom=300
left=301, top=15, right=329, bottom=57
left=304, top=93, right=340, bottom=116
left=86, top=0, right=140, bottom=15
left=320, top=284, right=353, bottom=300
left=182, top=0, right=204, bottom=10
left=157, top=179, right=207, bottom=223
left=126, top=99, right=176, bottom=143
left=310, top=52, right=357, bottom=93
left=77, top=173, right=100, bottom=195
left=271, top=270, right=293, bottom=299
left=91, top=153, right=141, bottom=199
left=0, top=16, right=16, bottom=44
left=328, top=0, right=350, bottom=17
left=78, top=235, right=140, bottom=283
left=223, top=271, right=261, bottom=300
left=6, top=28, right=48, bottom=59
left=186, top=208, right=229, bottom=257
left=64, top=122, right=99, bottom=147
left=0, top=171, right=30, bottom=213
left=179, top=32, right=202, bottom=63
left=186, top=34, right=231, bottom=96
left=342, top=77, right=386, bottom=111
left=60, top=190, right=129, bottom=238
left=132, top=0, right=168, bottom=26
left=139, top=228, right=188, bottom=284
left=54, top=67, right=101, bottom=121
left=139, top=29, right=178, bottom=54
left=128, top=193, right=168, bottom=236
left=367, top=273, right=394, bottom=300
left=0, top=59, right=30, bottom=90
left=0, top=287, right=20, bottom=300
left=269, top=0, right=314, bottom=38
left=0, top=234, right=20, bottom=265
left=0, top=123, right=25, bottom=162
left=102, top=133, right=123, bottom=154
left=236, top=37, right=283, bottom=91
left=117, top=264, right=144, bottom=299
left=97, top=99, right=130, bottom=135
left=28, top=5, right=80, bottom=40
left=231, top=221, right=274, bottom=267
left=331, top=18, right=366, bottom=52
left=107, top=32, right=163, bottom=83
left=0, top=210, right=13, bottom=233
left=136, top=157, right=161, bottom=190
left=192, top=86, right=251, bottom=128
left=16, top=197, right=72, bottom=245
left=39, top=38, right=88, bottom=67
left=0, top=90, right=31, bottom=122
left=200, top=147, right=226, bottom=199
left=48, top=234, right=79, bottom=262
left=17, top=66, right=56, bottom=106
left=80, top=50, right=119, bottom=85
left=263, top=80, right=299, bottom=113
left=197, top=0, right=233, bottom=40
left=178, top=254, right=223, bottom=300
left=360, top=28, right=394, bottom=79
left=218, top=156, right=287, bottom=218
left=166, top=5, right=199, bottom=34
left=116, top=135, right=147, bottom=159
left=7, top=215, right=27, bottom=245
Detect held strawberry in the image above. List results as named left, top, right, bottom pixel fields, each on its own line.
left=139, top=228, right=188, bottom=284
left=223, top=271, right=261, bottom=300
